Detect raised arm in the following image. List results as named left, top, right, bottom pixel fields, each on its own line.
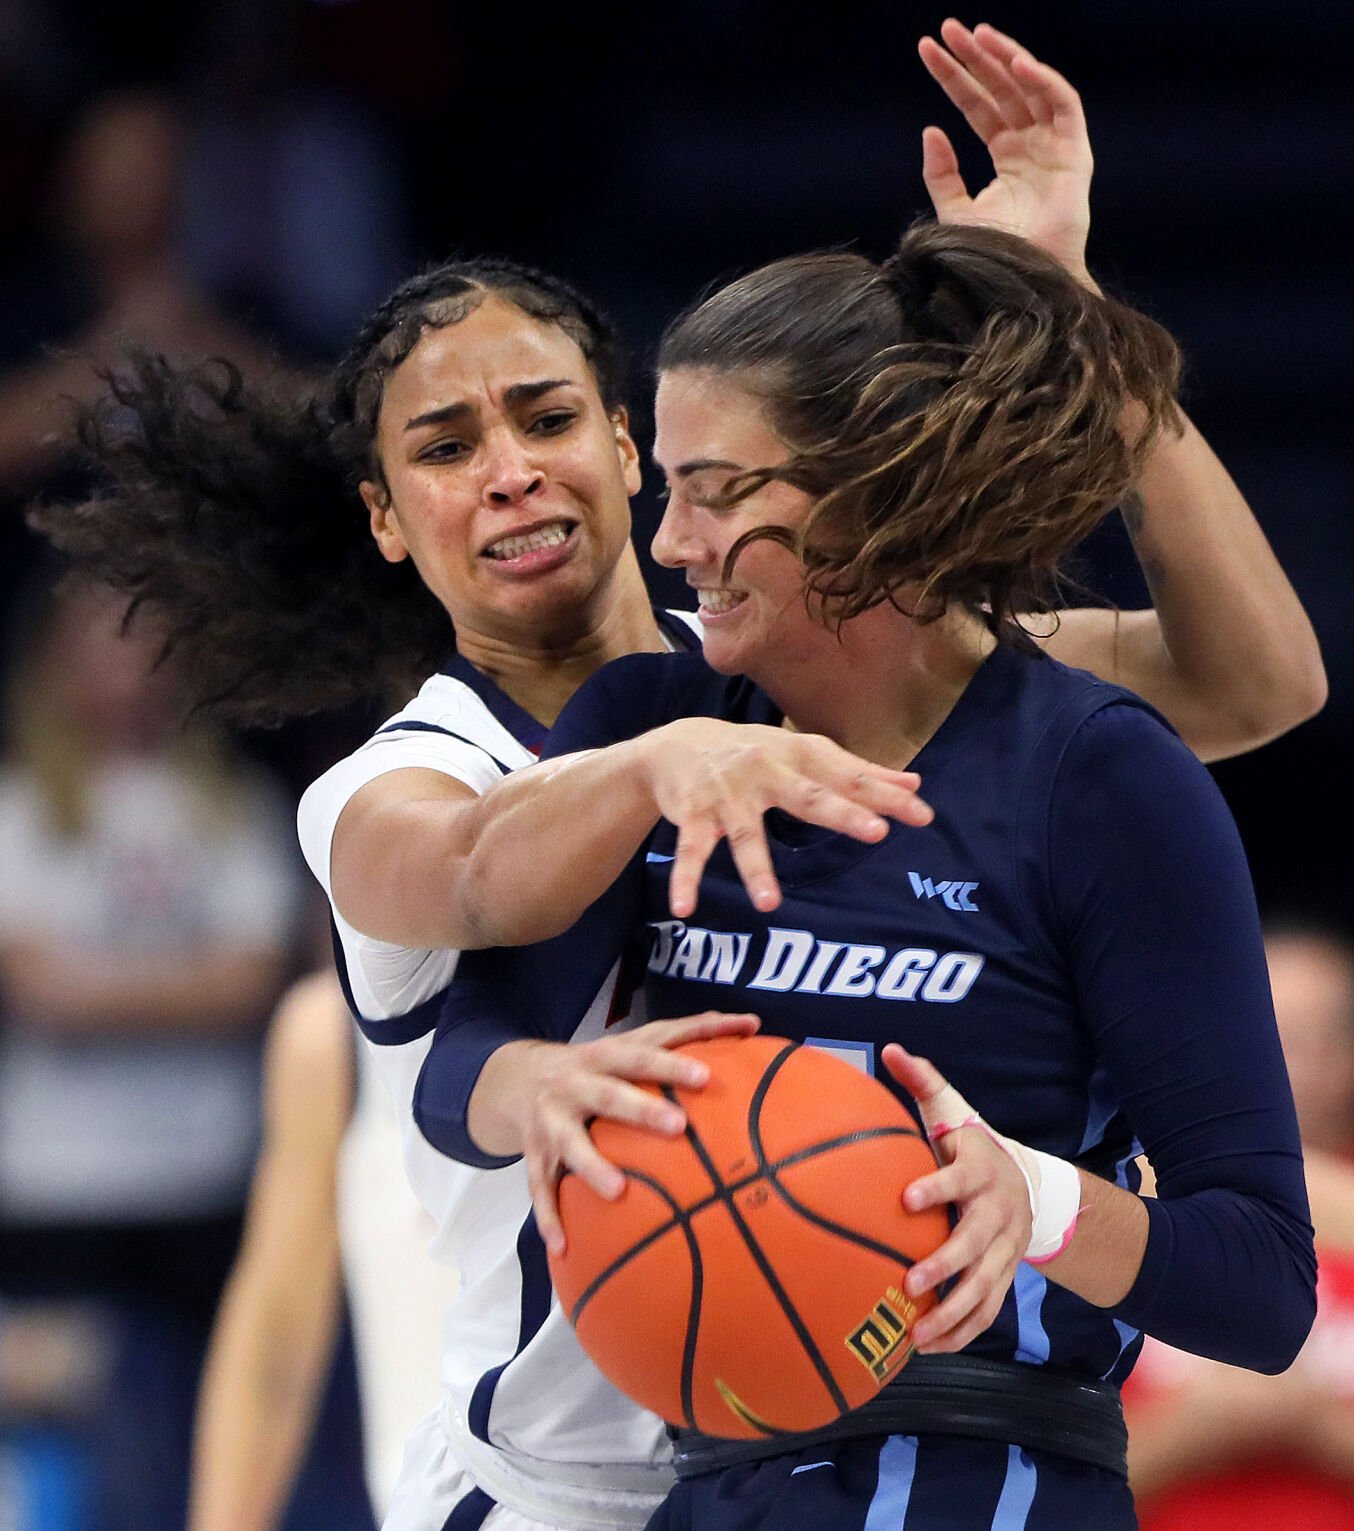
left=919, top=20, right=1325, bottom=758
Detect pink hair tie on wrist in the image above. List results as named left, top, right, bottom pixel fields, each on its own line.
left=1025, top=1203, right=1085, bottom=1266
left=922, top=1109, right=1082, bottom=1266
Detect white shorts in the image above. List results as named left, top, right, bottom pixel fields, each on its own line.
left=383, top=1407, right=664, bottom=1531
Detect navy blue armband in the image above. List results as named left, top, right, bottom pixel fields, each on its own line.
left=410, top=858, right=649, bottom=1171
left=413, top=1008, right=527, bottom=1170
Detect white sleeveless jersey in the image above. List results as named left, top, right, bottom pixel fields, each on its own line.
left=297, top=619, right=700, bottom=1531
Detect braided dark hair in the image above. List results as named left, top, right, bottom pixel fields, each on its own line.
left=28, top=259, right=626, bottom=725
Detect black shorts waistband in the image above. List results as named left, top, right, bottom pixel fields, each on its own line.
left=670, top=1354, right=1127, bottom=1480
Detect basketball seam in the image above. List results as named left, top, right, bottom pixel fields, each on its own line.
left=667, top=1051, right=852, bottom=1425
left=566, top=1166, right=706, bottom=1430
left=559, top=1043, right=933, bottom=1435
left=749, top=1048, right=929, bottom=1270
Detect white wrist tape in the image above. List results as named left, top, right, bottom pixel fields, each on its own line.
left=927, top=1111, right=1082, bottom=1265
left=1001, top=1138, right=1083, bottom=1265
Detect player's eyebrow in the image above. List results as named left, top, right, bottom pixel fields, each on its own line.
left=405, top=402, right=471, bottom=432
left=405, top=379, right=576, bottom=432
left=659, top=457, right=743, bottom=477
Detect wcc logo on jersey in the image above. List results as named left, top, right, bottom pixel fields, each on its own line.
left=908, top=872, right=980, bottom=912
left=645, top=921, right=985, bottom=1005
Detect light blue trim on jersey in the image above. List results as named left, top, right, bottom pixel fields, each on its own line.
left=991, top=1445, right=1037, bottom=1529
left=1101, top=1148, right=1143, bottom=1379
left=803, top=1036, right=876, bottom=1076
left=1108, top=1318, right=1138, bottom=1368
left=1076, top=1066, right=1119, bottom=1156
left=863, top=1435, right=918, bottom=1530
left=1012, top=1266, right=1052, bottom=1365
left=1113, top=1146, right=1140, bottom=1191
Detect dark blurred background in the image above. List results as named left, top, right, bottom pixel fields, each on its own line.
left=0, top=1, right=1348, bottom=1526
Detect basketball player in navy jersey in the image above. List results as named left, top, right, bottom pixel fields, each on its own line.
left=33, top=23, right=1324, bottom=1531
left=417, top=83, right=1318, bottom=1531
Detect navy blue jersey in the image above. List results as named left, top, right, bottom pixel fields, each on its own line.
left=428, top=643, right=1315, bottom=1387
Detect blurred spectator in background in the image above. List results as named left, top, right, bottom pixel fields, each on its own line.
left=188, top=971, right=456, bottom=1531
left=180, top=0, right=411, bottom=361
left=0, top=89, right=278, bottom=493
left=1265, top=927, right=1354, bottom=1164
left=1126, top=923, right=1354, bottom=1530
left=0, top=88, right=287, bottom=694
left=0, top=577, right=301, bottom=1531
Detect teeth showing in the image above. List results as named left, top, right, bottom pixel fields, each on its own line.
left=697, top=588, right=746, bottom=615
left=486, top=523, right=571, bottom=561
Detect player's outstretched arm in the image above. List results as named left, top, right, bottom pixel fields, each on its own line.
left=331, top=720, right=931, bottom=952
left=920, top=20, right=1325, bottom=759
left=187, top=974, right=350, bottom=1531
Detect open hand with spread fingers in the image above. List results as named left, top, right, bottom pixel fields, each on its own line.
left=918, top=19, right=1095, bottom=287
left=638, top=718, right=934, bottom=919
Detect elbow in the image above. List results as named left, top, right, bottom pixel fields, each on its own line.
left=1257, top=644, right=1330, bottom=743
left=454, top=857, right=537, bottom=951
left=412, top=1038, right=522, bottom=1171
left=1203, top=650, right=1328, bottom=760
left=1260, top=640, right=1329, bottom=739
left=455, top=844, right=573, bottom=951
left=1241, top=1234, right=1318, bottom=1375
left=1292, top=650, right=1330, bottom=726
left=1252, top=1281, right=1317, bottom=1375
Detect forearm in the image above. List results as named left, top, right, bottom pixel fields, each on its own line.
left=0, top=946, right=286, bottom=1034
left=1036, top=1169, right=1148, bottom=1307
left=448, top=737, right=663, bottom=948
left=187, top=1259, right=341, bottom=1531
left=1118, top=413, right=1324, bottom=756
left=1116, top=1184, right=1314, bottom=1372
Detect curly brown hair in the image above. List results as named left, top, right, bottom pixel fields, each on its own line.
left=657, top=220, right=1182, bottom=640
left=28, top=259, right=626, bottom=724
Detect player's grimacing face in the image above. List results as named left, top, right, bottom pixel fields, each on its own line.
left=651, top=368, right=814, bottom=680
left=360, top=297, right=641, bottom=644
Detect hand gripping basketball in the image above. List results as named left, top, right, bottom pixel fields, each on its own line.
left=882, top=1041, right=1084, bottom=1279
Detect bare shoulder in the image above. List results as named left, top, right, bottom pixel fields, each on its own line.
left=346, top=766, right=480, bottom=813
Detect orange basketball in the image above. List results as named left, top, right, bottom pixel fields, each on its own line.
left=548, top=1034, right=950, bottom=1440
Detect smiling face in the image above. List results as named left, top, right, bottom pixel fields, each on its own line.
left=360, top=295, right=642, bottom=648
left=651, top=368, right=815, bottom=680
